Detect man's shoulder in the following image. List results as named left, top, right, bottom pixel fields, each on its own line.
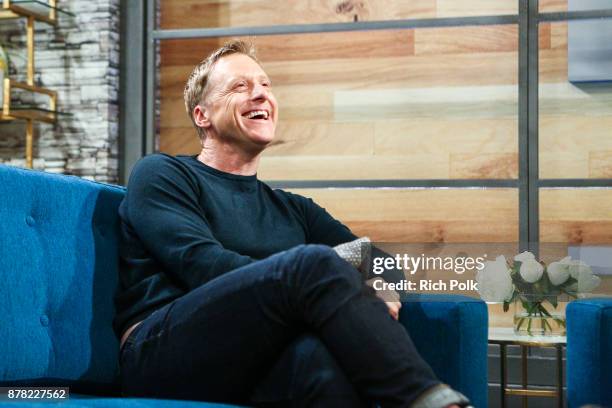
left=269, top=186, right=297, bottom=200
left=133, top=153, right=191, bottom=170
left=131, top=153, right=196, bottom=179
left=269, top=187, right=315, bottom=209
left=127, top=153, right=201, bottom=193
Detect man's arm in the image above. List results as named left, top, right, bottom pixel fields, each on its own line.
left=294, top=194, right=403, bottom=281
left=285, top=193, right=357, bottom=246
left=122, top=154, right=254, bottom=289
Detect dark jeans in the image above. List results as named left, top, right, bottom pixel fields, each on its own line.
left=120, top=245, right=440, bottom=407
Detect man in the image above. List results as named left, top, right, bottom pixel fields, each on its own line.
left=114, top=39, right=471, bottom=408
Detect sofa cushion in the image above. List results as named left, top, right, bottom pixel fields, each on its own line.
left=0, top=165, right=125, bottom=388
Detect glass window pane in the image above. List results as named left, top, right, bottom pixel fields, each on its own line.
left=159, top=0, right=518, bottom=30
left=159, top=26, right=518, bottom=180
left=541, top=188, right=612, bottom=243
left=541, top=188, right=612, bottom=298
left=539, top=19, right=612, bottom=179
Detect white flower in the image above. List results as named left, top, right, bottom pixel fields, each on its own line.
left=519, top=259, right=544, bottom=283
left=577, top=271, right=601, bottom=293
left=568, top=260, right=601, bottom=293
left=514, top=251, right=536, bottom=263
left=546, top=256, right=572, bottom=286
left=476, top=255, right=514, bottom=302
left=569, top=260, right=592, bottom=279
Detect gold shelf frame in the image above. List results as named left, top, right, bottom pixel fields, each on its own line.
left=0, top=0, right=57, bottom=25
left=0, top=0, right=60, bottom=168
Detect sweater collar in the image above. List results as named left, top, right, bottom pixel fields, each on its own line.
left=188, top=155, right=258, bottom=183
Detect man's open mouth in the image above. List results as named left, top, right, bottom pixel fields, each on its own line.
left=242, top=110, right=270, bottom=120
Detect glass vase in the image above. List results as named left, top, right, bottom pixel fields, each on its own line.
left=513, top=294, right=566, bottom=336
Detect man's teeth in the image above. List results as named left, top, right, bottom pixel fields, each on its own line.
left=245, top=110, right=268, bottom=119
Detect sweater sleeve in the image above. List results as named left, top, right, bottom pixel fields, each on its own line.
left=122, top=155, right=254, bottom=289
left=293, top=194, right=358, bottom=246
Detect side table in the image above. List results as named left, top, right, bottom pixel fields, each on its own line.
left=489, top=327, right=565, bottom=408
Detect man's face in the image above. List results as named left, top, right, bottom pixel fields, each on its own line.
left=199, top=53, right=278, bottom=151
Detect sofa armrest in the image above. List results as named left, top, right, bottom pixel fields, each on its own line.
left=567, top=298, right=612, bottom=408
left=398, top=294, right=488, bottom=408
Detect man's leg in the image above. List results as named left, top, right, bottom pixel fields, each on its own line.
left=120, top=244, right=440, bottom=406
left=249, top=333, right=367, bottom=407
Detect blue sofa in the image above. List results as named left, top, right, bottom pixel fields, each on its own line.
left=567, top=298, right=612, bottom=408
left=0, top=164, right=488, bottom=407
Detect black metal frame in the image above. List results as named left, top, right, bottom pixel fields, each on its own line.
left=119, top=0, right=612, bottom=244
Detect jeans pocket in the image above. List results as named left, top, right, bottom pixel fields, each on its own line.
left=127, top=301, right=177, bottom=353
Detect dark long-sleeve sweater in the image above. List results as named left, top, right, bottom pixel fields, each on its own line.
left=113, top=153, right=357, bottom=336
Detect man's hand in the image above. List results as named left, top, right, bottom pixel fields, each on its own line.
left=366, top=278, right=401, bottom=320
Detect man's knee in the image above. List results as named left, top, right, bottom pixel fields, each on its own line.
left=286, top=244, right=359, bottom=284
left=291, top=244, right=336, bottom=264
left=285, top=245, right=362, bottom=289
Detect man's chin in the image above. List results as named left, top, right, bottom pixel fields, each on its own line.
left=246, top=132, right=275, bottom=148
left=240, top=134, right=275, bottom=153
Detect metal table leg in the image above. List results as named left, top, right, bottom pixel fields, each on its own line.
left=557, top=345, right=563, bottom=408
left=522, top=345, right=528, bottom=408
left=500, top=343, right=507, bottom=408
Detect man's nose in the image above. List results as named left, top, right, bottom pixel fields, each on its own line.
left=250, top=83, right=268, bottom=101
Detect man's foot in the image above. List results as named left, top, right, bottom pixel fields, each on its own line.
left=411, top=384, right=473, bottom=408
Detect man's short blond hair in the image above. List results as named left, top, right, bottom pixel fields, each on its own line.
left=183, top=39, right=259, bottom=141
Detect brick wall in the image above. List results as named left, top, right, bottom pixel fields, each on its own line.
left=0, top=0, right=120, bottom=183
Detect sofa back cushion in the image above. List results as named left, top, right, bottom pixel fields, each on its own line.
left=0, top=165, right=124, bottom=389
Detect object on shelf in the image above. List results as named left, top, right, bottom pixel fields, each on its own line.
left=0, top=43, right=7, bottom=107
left=0, top=0, right=74, bottom=25
left=1, top=79, right=57, bottom=122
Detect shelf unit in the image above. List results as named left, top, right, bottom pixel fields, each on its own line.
left=0, top=0, right=73, bottom=168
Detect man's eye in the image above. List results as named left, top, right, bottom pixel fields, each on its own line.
left=234, top=82, right=247, bottom=90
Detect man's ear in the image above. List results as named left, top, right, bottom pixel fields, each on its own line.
left=193, top=105, right=211, bottom=129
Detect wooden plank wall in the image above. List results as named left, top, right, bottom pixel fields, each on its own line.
left=160, top=1, right=517, bottom=29
left=159, top=0, right=569, bottom=29
left=158, top=0, right=612, bottom=246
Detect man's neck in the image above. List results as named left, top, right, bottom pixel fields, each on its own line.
left=197, top=139, right=261, bottom=176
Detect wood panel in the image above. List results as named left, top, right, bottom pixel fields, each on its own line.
left=159, top=128, right=200, bottom=154
left=450, top=153, right=518, bottom=179
left=161, top=0, right=523, bottom=30
left=540, top=0, right=568, bottom=12
left=288, top=188, right=518, bottom=242
left=258, top=155, right=450, bottom=180
left=436, top=0, right=516, bottom=17
left=160, top=0, right=439, bottom=29
left=540, top=116, right=612, bottom=179
left=159, top=0, right=530, bottom=30
left=160, top=31, right=415, bottom=67
left=414, top=25, right=518, bottom=55
left=541, top=189, right=612, bottom=244
left=590, top=151, right=612, bottom=178
left=550, top=21, right=567, bottom=50
left=373, top=119, right=517, bottom=155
